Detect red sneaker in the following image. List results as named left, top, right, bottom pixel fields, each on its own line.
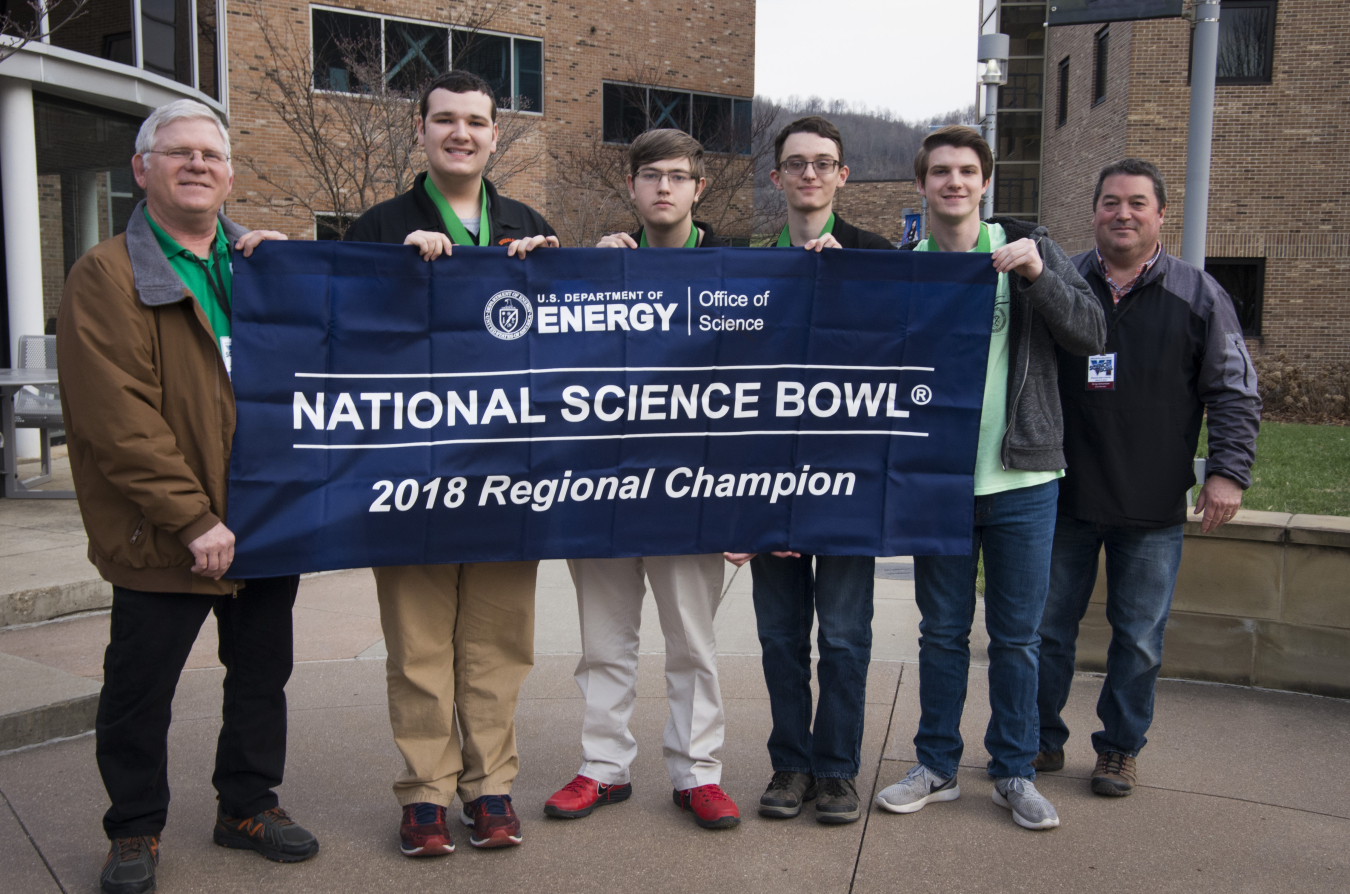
left=545, top=775, right=634, bottom=819
left=400, top=802, right=454, bottom=857
left=459, top=795, right=522, bottom=848
left=673, top=783, right=741, bottom=830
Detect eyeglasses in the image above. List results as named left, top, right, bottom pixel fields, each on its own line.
left=635, top=169, right=696, bottom=185
left=146, top=147, right=231, bottom=167
left=779, top=158, right=841, bottom=176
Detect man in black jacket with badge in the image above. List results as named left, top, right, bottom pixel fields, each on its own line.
left=1033, top=159, right=1260, bottom=798
left=344, top=70, right=555, bottom=858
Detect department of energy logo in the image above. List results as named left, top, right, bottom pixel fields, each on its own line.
left=484, top=290, right=534, bottom=340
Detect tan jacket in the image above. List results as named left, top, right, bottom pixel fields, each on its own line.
left=56, top=202, right=248, bottom=594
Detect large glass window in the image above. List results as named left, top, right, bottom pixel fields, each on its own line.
left=996, top=111, right=1042, bottom=162
left=999, top=58, right=1043, bottom=110
left=602, top=82, right=752, bottom=154
left=995, top=164, right=1040, bottom=217
left=46, top=1, right=135, bottom=65
left=196, top=0, right=220, bottom=99
left=1217, top=0, right=1277, bottom=83
left=140, top=0, right=193, bottom=86
left=311, top=7, right=543, bottom=112
left=1206, top=258, right=1265, bottom=336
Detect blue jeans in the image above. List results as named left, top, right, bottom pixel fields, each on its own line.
left=913, top=479, right=1058, bottom=780
left=1037, top=515, right=1184, bottom=757
left=750, top=554, right=875, bottom=779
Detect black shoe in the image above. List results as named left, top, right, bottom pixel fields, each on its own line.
left=213, top=805, right=319, bottom=863
left=759, top=771, right=817, bottom=819
left=100, top=835, right=159, bottom=894
left=1032, top=749, right=1065, bottom=773
left=814, top=777, right=861, bottom=825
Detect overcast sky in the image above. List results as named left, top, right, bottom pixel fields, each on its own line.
left=755, top=0, right=982, bottom=121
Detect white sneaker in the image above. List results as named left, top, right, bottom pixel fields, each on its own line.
left=992, top=777, right=1060, bottom=830
left=874, top=763, right=960, bottom=814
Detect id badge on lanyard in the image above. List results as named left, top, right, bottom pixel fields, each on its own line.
left=219, top=336, right=232, bottom=378
left=1087, top=353, right=1116, bottom=391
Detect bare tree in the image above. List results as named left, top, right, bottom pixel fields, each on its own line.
left=233, top=0, right=541, bottom=238
left=0, top=0, right=90, bottom=64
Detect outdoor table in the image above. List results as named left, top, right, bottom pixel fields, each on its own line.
left=0, top=368, right=75, bottom=499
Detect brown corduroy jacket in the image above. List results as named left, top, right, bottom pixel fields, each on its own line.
left=56, top=201, right=247, bottom=595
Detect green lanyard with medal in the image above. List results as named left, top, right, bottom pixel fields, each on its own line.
left=423, top=177, right=492, bottom=246
left=776, top=213, right=835, bottom=247
left=639, top=223, right=699, bottom=248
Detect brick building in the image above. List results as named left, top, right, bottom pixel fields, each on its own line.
left=1, top=1, right=756, bottom=374
left=832, top=179, right=923, bottom=245
left=981, top=0, right=1349, bottom=366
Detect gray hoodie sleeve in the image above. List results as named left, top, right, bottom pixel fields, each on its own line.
left=1198, top=273, right=1261, bottom=489
left=1017, top=235, right=1108, bottom=356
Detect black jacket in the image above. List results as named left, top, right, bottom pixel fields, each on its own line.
left=345, top=173, right=555, bottom=245
left=833, top=216, right=895, bottom=250
left=904, top=217, right=1107, bottom=471
left=1057, top=249, right=1261, bottom=528
left=630, top=219, right=726, bottom=247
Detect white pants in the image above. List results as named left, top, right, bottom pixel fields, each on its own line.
left=567, top=554, right=727, bottom=790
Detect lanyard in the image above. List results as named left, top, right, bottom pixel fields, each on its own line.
left=776, top=212, right=834, bottom=247
left=423, top=176, right=491, bottom=246
left=923, top=222, right=991, bottom=253
left=639, top=222, right=699, bottom=247
left=188, top=245, right=230, bottom=321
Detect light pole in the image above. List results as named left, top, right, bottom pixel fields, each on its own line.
left=1182, top=0, right=1221, bottom=268
left=977, top=33, right=1010, bottom=221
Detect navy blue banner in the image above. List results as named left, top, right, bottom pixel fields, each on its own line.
left=226, top=243, right=995, bottom=577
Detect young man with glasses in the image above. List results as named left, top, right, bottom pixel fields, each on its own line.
left=344, top=70, right=556, bottom=857
left=724, top=116, right=892, bottom=826
left=874, top=126, right=1105, bottom=831
left=545, top=129, right=740, bottom=831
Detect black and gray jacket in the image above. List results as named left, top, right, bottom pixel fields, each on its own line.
left=905, top=217, right=1107, bottom=472
left=1057, top=249, right=1261, bottom=528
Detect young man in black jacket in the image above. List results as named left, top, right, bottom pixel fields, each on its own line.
left=344, top=70, right=555, bottom=858
left=1034, top=159, right=1259, bottom=797
left=874, top=126, right=1105, bottom=831
left=725, top=116, right=894, bottom=826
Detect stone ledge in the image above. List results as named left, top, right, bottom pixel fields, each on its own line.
left=0, top=578, right=111, bottom=628
left=1288, top=514, right=1350, bottom=549
left=0, top=653, right=102, bottom=752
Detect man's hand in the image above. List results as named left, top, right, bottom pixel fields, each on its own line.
left=803, top=233, right=843, bottom=252
left=1193, top=474, right=1244, bottom=533
left=234, top=230, right=287, bottom=258
left=596, top=232, right=639, bottom=249
left=508, top=234, right=561, bottom=258
left=404, top=230, right=454, bottom=261
left=992, top=237, right=1043, bottom=282
left=188, top=522, right=235, bottom=579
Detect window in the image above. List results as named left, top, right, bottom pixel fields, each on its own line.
left=602, top=82, right=752, bottom=154
left=310, top=7, right=544, bottom=112
left=1057, top=57, right=1070, bottom=127
left=1205, top=258, right=1265, bottom=337
left=140, top=0, right=193, bottom=86
left=315, top=215, right=354, bottom=241
left=1217, top=0, right=1277, bottom=83
left=1093, top=27, right=1110, bottom=104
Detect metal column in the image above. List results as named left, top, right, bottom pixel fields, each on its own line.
left=1181, top=0, right=1221, bottom=268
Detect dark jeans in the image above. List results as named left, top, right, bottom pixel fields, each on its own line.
left=750, top=554, right=874, bottom=779
left=1037, top=515, right=1185, bottom=757
left=913, top=479, right=1058, bottom=780
left=96, top=576, right=299, bottom=840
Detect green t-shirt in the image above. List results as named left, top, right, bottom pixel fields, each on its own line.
left=916, top=222, right=1063, bottom=495
left=144, top=208, right=233, bottom=372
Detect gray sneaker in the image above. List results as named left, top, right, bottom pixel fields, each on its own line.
left=759, top=771, right=817, bottom=819
left=875, top=763, right=960, bottom=814
left=992, top=777, right=1060, bottom=830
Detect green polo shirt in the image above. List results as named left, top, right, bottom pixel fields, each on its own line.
left=143, top=209, right=232, bottom=363
left=916, top=222, right=1062, bottom=495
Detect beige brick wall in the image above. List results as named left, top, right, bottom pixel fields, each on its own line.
left=832, top=180, right=922, bottom=245
left=1041, top=2, right=1350, bottom=366
left=223, top=1, right=755, bottom=245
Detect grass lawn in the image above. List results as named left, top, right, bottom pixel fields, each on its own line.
left=1197, top=420, right=1350, bottom=517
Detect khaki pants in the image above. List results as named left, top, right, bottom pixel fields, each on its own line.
left=374, top=561, right=537, bottom=807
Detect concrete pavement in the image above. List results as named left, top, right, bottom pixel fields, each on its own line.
left=1, top=562, right=1347, bottom=893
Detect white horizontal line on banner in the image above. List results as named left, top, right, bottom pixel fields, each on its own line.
left=293, top=364, right=936, bottom=379
left=292, top=429, right=929, bottom=450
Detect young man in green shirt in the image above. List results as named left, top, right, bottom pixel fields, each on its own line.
left=874, top=126, right=1105, bottom=830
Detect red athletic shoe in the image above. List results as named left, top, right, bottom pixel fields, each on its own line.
left=673, top=783, right=741, bottom=830
left=545, top=775, right=634, bottom=819
left=400, top=802, right=454, bottom=857
left=460, top=795, right=522, bottom=848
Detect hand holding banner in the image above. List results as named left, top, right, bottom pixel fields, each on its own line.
left=226, top=243, right=995, bottom=577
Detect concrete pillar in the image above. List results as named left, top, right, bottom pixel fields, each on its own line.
left=1, top=77, right=44, bottom=458
left=77, top=171, right=100, bottom=257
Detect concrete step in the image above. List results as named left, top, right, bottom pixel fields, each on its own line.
left=0, top=652, right=100, bottom=753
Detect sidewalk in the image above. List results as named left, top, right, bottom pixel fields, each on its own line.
left=1, top=561, right=1346, bottom=893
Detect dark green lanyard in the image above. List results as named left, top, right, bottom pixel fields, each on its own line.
left=639, top=223, right=698, bottom=247
left=188, top=248, right=230, bottom=320
left=423, top=177, right=491, bottom=246
left=923, top=222, right=991, bottom=253
left=776, top=212, right=835, bottom=247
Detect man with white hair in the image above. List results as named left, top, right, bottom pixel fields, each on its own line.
left=56, top=99, right=318, bottom=894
